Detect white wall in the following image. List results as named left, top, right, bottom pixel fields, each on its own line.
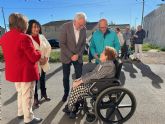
left=143, top=5, right=165, bottom=47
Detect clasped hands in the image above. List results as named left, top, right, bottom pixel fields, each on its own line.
left=71, top=54, right=78, bottom=61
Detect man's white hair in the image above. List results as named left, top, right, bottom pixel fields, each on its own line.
left=74, top=12, right=87, bottom=21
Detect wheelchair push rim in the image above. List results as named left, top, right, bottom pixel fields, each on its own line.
left=95, top=87, right=136, bottom=123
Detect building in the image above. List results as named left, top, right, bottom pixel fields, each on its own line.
left=109, top=24, right=130, bottom=33
left=143, top=4, right=165, bottom=47
left=0, top=26, right=5, bottom=38
left=42, top=20, right=98, bottom=40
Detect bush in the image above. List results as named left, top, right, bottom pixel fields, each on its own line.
left=49, top=51, right=61, bottom=63
left=160, top=47, right=165, bottom=51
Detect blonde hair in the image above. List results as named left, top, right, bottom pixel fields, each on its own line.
left=9, top=13, right=28, bottom=32
left=104, top=46, right=116, bottom=60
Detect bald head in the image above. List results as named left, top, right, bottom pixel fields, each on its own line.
left=98, top=19, right=108, bottom=34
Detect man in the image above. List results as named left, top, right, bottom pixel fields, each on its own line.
left=123, top=27, right=132, bottom=59
left=90, top=19, right=120, bottom=64
left=0, top=13, right=47, bottom=124
left=59, top=12, right=87, bottom=102
left=133, top=25, right=146, bottom=62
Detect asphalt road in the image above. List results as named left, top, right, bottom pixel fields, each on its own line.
left=1, top=61, right=165, bottom=124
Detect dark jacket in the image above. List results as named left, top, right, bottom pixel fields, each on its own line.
left=134, top=29, right=146, bottom=44
left=59, top=21, right=86, bottom=64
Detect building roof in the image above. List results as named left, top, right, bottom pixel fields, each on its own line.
left=42, top=20, right=98, bottom=30
left=42, top=20, right=71, bottom=26
left=144, top=4, right=165, bottom=19
left=109, top=24, right=130, bottom=27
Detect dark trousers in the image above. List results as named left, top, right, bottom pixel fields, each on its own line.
left=121, top=44, right=130, bottom=59
left=62, top=61, right=83, bottom=96
left=34, top=69, right=46, bottom=99
left=88, top=50, right=93, bottom=62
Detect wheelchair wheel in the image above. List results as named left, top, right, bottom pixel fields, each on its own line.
left=86, top=113, right=97, bottom=123
left=95, top=87, right=136, bottom=123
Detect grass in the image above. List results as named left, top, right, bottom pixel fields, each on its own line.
left=49, top=51, right=61, bottom=63
left=142, top=43, right=161, bottom=51
left=0, top=48, right=4, bottom=62
left=49, top=51, right=89, bottom=63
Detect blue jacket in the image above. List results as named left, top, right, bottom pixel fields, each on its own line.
left=89, top=29, right=120, bottom=63
left=134, top=29, right=146, bottom=44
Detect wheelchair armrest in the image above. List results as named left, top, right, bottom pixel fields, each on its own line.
left=91, top=78, right=119, bottom=82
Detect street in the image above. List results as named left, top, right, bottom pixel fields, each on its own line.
left=1, top=57, right=165, bottom=124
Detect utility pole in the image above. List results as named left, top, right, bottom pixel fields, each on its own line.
left=1, top=7, right=7, bottom=32
left=141, top=0, right=145, bottom=27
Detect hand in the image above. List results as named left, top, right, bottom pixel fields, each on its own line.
left=39, top=57, right=48, bottom=65
left=134, top=35, right=138, bottom=38
left=73, top=79, right=83, bottom=89
left=71, top=54, right=78, bottom=61
left=94, top=54, right=99, bottom=60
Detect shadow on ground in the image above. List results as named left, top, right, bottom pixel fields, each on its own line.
left=133, top=62, right=164, bottom=89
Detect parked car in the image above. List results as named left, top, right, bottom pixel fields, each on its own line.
left=48, top=39, right=60, bottom=48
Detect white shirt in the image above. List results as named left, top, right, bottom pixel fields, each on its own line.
left=117, top=32, right=124, bottom=46
left=73, top=23, right=80, bottom=44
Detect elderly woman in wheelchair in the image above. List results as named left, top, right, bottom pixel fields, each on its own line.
left=63, top=47, right=136, bottom=124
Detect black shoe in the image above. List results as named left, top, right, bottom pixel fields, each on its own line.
left=62, top=105, right=70, bottom=114
left=41, top=95, right=51, bottom=101
left=33, top=98, right=40, bottom=108
left=25, top=117, right=43, bottom=124
left=69, top=112, right=76, bottom=119
left=18, top=115, right=24, bottom=119
left=137, top=59, right=141, bottom=63
left=62, top=95, right=68, bottom=102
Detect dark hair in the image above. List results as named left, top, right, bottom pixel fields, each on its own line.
left=26, top=19, right=42, bottom=35
left=116, top=27, right=120, bottom=32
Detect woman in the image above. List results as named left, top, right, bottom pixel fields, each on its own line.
left=63, top=46, right=116, bottom=119
left=0, top=13, right=44, bottom=124
left=116, top=27, right=125, bottom=58
left=123, top=27, right=132, bottom=59
left=27, top=20, right=51, bottom=108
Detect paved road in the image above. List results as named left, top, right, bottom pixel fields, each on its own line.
left=1, top=62, right=165, bottom=124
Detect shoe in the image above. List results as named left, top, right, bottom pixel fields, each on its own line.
left=137, top=59, right=141, bottom=63
left=25, top=117, right=43, bottom=124
left=62, top=95, right=68, bottom=102
left=62, top=105, right=70, bottom=115
left=41, top=95, right=51, bottom=101
left=18, top=115, right=24, bottom=119
left=69, top=112, right=76, bottom=119
left=33, top=98, right=40, bottom=108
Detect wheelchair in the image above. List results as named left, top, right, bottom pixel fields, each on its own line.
left=77, top=59, right=137, bottom=124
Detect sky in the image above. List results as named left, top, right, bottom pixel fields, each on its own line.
left=0, top=0, right=165, bottom=29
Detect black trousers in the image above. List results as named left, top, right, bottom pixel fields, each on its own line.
left=62, top=61, right=83, bottom=96
left=34, top=69, right=46, bottom=99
